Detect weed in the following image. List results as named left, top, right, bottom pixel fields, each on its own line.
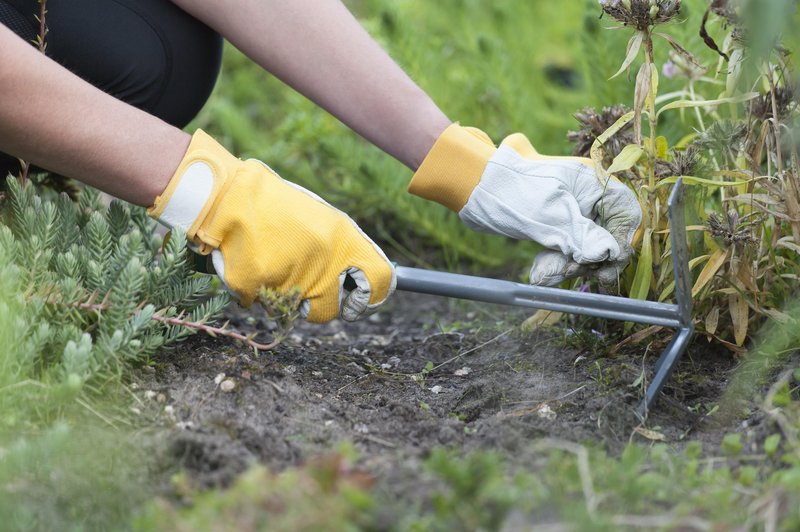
left=569, top=0, right=800, bottom=352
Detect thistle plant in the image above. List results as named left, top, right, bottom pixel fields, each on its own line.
left=579, top=0, right=799, bottom=352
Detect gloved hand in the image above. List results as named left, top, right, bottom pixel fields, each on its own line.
left=408, top=124, right=641, bottom=286
left=148, top=130, right=396, bottom=323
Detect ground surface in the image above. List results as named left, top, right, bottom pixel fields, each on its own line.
left=136, top=288, right=752, bottom=506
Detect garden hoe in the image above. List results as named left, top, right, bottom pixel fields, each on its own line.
left=394, top=179, right=693, bottom=420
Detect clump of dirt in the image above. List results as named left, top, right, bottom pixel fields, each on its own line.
left=139, top=290, right=747, bottom=493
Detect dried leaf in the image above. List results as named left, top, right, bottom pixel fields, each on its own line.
left=726, top=48, right=745, bottom=97
left=736, top=260, right=758, bottom=294
left=705, top=306, right=720, bottom=336
left=634, top=426, right=666, bottom=441
left=521, top=310, right=563, bottom=331
left=729, top=293, right=749, bottom=346
left=610, top=31, right=644, bottom=80
left=763, top=308, right=792, bottom=324
left=609, top=325, right=663, bottom=355
left=633, top=63, right=652, bottom=144
left=654, top=32, right=703, bottom=68
left=692, top=248, right=729, bottom=298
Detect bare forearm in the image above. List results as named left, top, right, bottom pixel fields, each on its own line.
left=170, top=0, right=450, bottom=170
left=0, top=26, right=188, bottom=206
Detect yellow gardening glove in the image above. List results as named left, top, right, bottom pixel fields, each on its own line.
left=408, top=124, right=642, bottom=286
left=148, top=130, right=396, bottom=323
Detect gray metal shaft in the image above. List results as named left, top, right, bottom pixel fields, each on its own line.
left=395, top=266, right=684, bottom=328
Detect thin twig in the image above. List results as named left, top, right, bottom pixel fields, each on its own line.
left=151, top=314, right=280, bottom=351
left=429, top=328, right=513, bottom=373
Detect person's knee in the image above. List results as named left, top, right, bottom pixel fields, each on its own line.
left=1, top=0, right=221, bottom=129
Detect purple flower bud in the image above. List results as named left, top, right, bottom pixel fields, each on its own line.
left=662, top=60, right=680, bottom=79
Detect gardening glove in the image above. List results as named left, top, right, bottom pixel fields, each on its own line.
left=408, top=124, right=641, bottom=286
left=148, top=129, right=396, bottom=323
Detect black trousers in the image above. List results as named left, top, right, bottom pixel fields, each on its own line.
left=0, top=0, right=223, bottom=177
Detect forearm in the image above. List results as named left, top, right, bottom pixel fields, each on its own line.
left=0, top=25, right=189, bottom=206
left=170, top=0, right=450, bottom=170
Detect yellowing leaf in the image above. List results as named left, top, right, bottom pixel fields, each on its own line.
left=692, top=248, right=729, bottom=298
left=606, top=144, right=645, bottom=174
left=521, top=310, right=563, bottom=332
left=658, top=254, right=712, bottom=302
left=656, top=175, right=749, bottom=188
left=590, top=111, right=635, bottom=167
left=655, top=136, right=669, bottom=159
left=729, top=293, right=749, bottom=346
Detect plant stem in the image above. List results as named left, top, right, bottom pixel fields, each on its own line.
left=151, top=314, right=280, bottom=351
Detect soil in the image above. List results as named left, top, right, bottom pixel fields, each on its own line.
left=137, top=288, right=768, bottom=499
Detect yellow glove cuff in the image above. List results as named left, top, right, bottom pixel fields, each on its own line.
left=407, top=123, right=495, bottom=212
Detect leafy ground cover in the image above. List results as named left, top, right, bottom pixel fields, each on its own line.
left=2, top=0, right=800, bottom=530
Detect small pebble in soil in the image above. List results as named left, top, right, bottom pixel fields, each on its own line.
left=156, top=393, right=166, bottom=403
left=537, top=404, right=557, bottom=421
left=284, top=365, right=297, bottom=375
left=312, top=371, right=323, bottom=377
left=332, top=331, right=350, bottom=342
left=220, top=379, right=236, bottom=392
left=454, top=367, right=472, bottom=376
left=214, top=373, right=226, bottom=385
left=144, top=390, right=157, bottom=400
left=430, top=385, right=442, bottom=394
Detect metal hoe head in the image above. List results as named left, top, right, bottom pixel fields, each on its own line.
left=395, top=178, right=693, bottom=419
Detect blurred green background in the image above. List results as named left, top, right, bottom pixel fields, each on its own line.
left=189, top=0, right=720, bottom=274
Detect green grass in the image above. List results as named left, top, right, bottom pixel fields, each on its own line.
left=137, top=432, right=800, bottom=531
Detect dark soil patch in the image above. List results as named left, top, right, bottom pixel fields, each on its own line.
left=138, top=290, right=757, bottom=494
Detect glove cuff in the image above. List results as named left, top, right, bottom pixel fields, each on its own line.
left=408, top=123, right=495, bottom=212
left=147, top=129, right=240, bottom=244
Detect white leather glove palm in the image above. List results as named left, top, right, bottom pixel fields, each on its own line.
left=409, top=124, right=641, bottom=286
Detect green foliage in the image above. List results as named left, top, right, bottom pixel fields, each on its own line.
left=136, top=456, right=375, bottom=532
left=575, top=0, right=800, bottom=351
left=0, top=422, right=153, bottom=531
left=0, top=176, right=229, bottom=424
left=138, top=427, right=800, bottom=531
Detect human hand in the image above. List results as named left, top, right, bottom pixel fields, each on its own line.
left=408, top=124, right=641, bottom=286
left=148, top=130, right=396, bottom=322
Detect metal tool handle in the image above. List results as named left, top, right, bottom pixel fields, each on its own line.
left=396, top=266, right=685, bottom=328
